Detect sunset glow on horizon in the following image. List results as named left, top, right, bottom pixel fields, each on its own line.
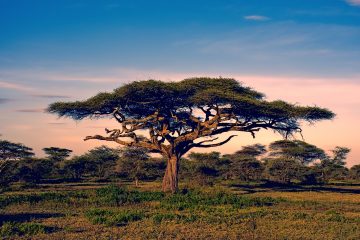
left=1, top=0, right=359, bottom=166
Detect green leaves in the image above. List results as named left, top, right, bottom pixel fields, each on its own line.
left=0, top=140, right=34, bottom=161
left=47, top=77, right=335, bottom=140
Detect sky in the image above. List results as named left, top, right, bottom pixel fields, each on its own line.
left=0, top=0, right=359, bottom=166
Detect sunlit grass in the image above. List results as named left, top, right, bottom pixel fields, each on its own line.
left=0, top=181, right=359, bottom=239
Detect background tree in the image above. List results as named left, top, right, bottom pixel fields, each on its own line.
left=232, top=144, right=266, bottom=159
left=43, top=147, right=72, bottom=162
left=62, top=156, right=88, bottom=180
left=84, top=146, right=120, bottom=178
left=14, top=158, right=53, bottom=183
left=224, top=144, right=266, bottom=181
left=115, top=147, right=149, bottom=186
left=349, top=164, right=360, bottom=180
left=0, top=139, right=34, bottom=187
left=330, top=146, right=350, bottom=166
left=185, top=152, right=227, bottom=186
left=315, top=146, right=351, bottom=183
left=48, top=77, right=334, bottom=192
left=264, top=158, right=306, bottom=184
left=0, top=139, right=34, bottom=162
left=268, top=140, right=325, bottom=165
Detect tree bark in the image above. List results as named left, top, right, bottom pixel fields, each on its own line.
left=162, top=155, right=179, bottom=193
left=135, top=177, right=139, bottom=187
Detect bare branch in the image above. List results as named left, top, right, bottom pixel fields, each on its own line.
left=192, top=135, right=237, bottom=148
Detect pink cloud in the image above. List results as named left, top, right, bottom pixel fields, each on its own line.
left=0, top=81, right=34, bottom=92
left=244, top=15, right=270, bottom=21
left=346, top=0, right=360, bottom=6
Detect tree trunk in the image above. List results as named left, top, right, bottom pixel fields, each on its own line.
left=162, top=155, right=179, bottom=193
left=135, top=177, right=139, bottom=187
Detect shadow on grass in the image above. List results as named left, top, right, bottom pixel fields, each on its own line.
left=230, top=181, right=360, bottom=194
left=0, top=213, right=65, bottom=224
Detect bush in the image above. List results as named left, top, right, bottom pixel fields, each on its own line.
left=85, top=208, right=144, bottom=226
left=152, top=213, right=197, bottom=224
left=264, top=158, right=306, bottom=184
left=160, top=190, right=281, bottom=210
left=0, top=191, right=87, bottom=209
left=0, top=222, right=49, bottom=237
left=94, top=185, right=163, bottom=206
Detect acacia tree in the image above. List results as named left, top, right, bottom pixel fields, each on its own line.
left=268, top=140, right=326, bottom=165
left=116, top=147, right=150, bottom=187
left=0, top=139, right=34, bottom=186
left=43, top=147, right=72, bottom=162
left=85, top=146, right=120, bottom=178
left=315, top=146, right=351, bottom=182
left=226, top=144, right=266, bottom=181
left=0, top=139, right=34, bottom=172
left=47, top=77, right=334, bottom=193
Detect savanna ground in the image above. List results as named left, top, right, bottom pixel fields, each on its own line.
left=1, top=180, right=360, bottom=240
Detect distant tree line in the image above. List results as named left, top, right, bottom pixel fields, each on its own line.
left=0, top=138, right=359, bottom=190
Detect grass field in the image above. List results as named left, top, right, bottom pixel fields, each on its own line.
left=1, top=181, right=359, bottom=240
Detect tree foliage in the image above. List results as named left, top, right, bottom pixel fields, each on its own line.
left=0, top=140, right=34, bottom=162
left=85, top=146, right=120, bottom=178
left=265, top=158, right=305, bottom=184
left=330, top=146, right=350, bottom=166
left=0, top=139, right=34, bottom=186
left=115, top=147, right=150, bottom=186
left=349, top=164, right=360, bottom=180
left=268, top=140, right=326, bottom=165
left=43, top=147, right=72, bottom=162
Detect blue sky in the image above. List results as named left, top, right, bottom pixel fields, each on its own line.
left=0, top=0, right=360, bottom=165
left=1, top=0, right=360, bottom=76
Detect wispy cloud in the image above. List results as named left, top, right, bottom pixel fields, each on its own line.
left=48, top=122, right=67, bottom=125
left=16, top=108, right=45, bottom=113
left=0, top=69, right=119, bottom=84
left=0, top=81, right=34, bottom=92
left=244, top=15, right=270, bottom=21
left=346, top=0, right=360, bottom=6
left=0, top=98, right=11, bottom=104
left=32, top=94, right=71, bottom=99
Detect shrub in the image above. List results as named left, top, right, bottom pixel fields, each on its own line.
left=94, top=185, right=164, bottom=206
left=160, top=190, right=280, bottom=210
left=0, top=222, right=49, bottom=237
left=0, top=191, right=88, bottom=209
left=325, top=210, right=348, bottom=222
left=152, top=213, right=197, bottom=224
left=85, top=208, right=144, bottom=226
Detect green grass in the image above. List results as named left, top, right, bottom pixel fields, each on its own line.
left=0, top=181, right=359, bottom=239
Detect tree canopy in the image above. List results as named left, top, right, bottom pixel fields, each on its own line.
left=0, top=140, right=34, bottom=162
left=48, top=77, right=335, bottom=192
left=268, top=140, right=326, bottom=165
left=43, top=147, right=72, bottom=161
